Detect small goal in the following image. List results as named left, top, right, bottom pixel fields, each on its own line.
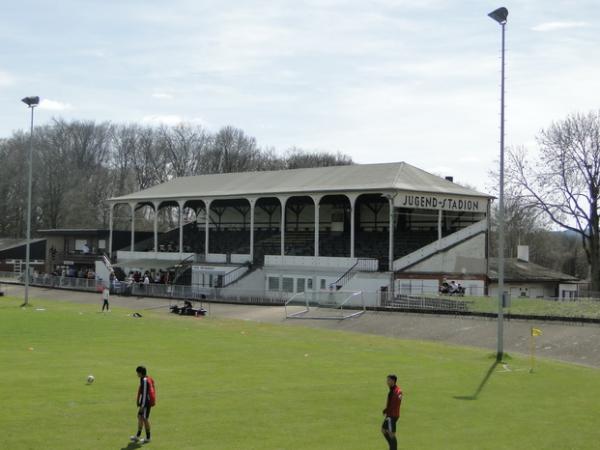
left=284, top=290, right=365, bottom=320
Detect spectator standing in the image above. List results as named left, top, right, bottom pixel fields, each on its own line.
left=101, top=287, right=110, bottom=312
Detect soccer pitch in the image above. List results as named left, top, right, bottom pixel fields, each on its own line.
left=1, top=296, right=599, bottom=450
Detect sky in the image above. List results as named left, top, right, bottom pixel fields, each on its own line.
left=1, top=0, right=599, bottom=191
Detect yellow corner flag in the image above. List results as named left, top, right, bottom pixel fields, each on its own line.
left=530, top=328, right=543, bottom=373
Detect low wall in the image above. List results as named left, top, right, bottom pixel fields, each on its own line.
left=265, top=255, right=357, bottom=269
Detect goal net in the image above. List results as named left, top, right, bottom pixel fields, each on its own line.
left=284, top=289, right=365, bottom=320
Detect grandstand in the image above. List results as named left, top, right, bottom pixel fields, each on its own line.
left=105, top=162, right=492, bottom=304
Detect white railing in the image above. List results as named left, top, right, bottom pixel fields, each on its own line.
left=355, top=258, right=379, bottom=272
left=393, top=219, right=488, bottom=271
left=126, top=283, right=291, bottom=305
left=7, top=274, right=100, bottom=291
left=221, top=265, right=250, bottom=287
left=0, top=271, right=20, bottom=282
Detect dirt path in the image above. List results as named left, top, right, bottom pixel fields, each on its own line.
left=3, top=284, right=600, bottom=368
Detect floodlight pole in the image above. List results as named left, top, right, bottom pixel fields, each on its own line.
left=497, top=19, right=506, bottom=362
left=488, top=7, right=508, bottom=362
left=21, top=97, right=39, bottom=306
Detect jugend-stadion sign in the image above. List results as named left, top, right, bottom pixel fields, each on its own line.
left=395, top=192, right=487, bottom=213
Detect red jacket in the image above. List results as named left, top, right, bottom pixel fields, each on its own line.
left=384, top=385, right=403, bottom=418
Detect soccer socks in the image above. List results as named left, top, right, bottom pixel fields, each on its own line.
left=146, top=431, right=151, bottom=440
left=383, top=434, right=396, bottom=450
left=136, top=429, right=142, bottom=438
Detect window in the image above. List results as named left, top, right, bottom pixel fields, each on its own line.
left=297, top=278, right=305, bottom=293
left=268, top=276, right=280, bottom=291
left=282, top=277, right=294, bottom=293
left=320, top=278, right=326, bottom=290
left=307, top=278, right=313, bottom=290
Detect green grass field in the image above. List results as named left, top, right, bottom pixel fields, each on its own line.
left=467, top=295, right=600, bottom=319
left=1, top=296, right=599, bottom=450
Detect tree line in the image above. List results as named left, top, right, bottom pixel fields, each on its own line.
left=2, top=111, right=599, bottom=290
left=0, top=120, right=352, bottom=237
left=493, top=110, right=600, bottom=290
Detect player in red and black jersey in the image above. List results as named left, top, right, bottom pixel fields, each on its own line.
left=130, top=366, right=152, bottom=444
left=381, top=374, right=403, bottom=450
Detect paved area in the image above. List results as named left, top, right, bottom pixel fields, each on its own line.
left=3, top=284, right=600, bottom=368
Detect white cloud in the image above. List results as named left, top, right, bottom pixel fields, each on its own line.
left=39, top=99, right=73, bottom=111
left=0, top=70, right=15, bottom=87
left=80, top=49, right=108, bottom=58
left=142, top=114, right=207, bottom=127
left=532, top=21, right=588, bottom=32
left=152, top=92, right=173, bottom=100
left=142, top=114, right=183, bottom=126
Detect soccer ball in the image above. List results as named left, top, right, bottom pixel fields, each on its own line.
left=87, top=375, right=95, bottom=384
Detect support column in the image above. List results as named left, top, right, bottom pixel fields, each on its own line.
left=178, top=200, right=185, bottom=256
left=153, top=201, right=159, bottom=256
left=130, top=202, right=136, bottom=253
left=108, top=203, right=114, bottom=259
left=279, top=197, right=288, bottom=257
left=313, top=195, right=322, bottom=258
left=205, top=200, right=212, bottom=261
left=388, top=196, right=394, bottom=271
left=249, top=199, right=256, bottom=262
left=348, top=194, right=359, bottom=259
left=437, top=208, right=443, bottom=241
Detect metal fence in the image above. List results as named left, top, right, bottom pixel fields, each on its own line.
left=126, top=283, right=290, bottom=305
left=0, top=271, right=291, bottom=306
left=380, top=293, right=473, bottom=313
left=0, top=272, right=99, bottom=292
left=3, top=271, right=600, bottom=320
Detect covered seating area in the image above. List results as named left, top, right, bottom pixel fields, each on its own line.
left=107, top=162, right=491, bottom=271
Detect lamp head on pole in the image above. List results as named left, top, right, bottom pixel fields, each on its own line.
left=21, top=96, right=40, bottom=107
left=488, top=7, right=508, bottom=25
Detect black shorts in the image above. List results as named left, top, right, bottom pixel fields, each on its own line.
left=138, top=406, right=151, bottom=419
left=382, top=416, right=398, bottom=433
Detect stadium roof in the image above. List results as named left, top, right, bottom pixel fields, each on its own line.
left=488, top=258, right=578, bottom=283
left=109, top=162, right=490, bottom=204
left=38, top=229, right=110, bottom=237
left=0, top=238, right=46, bottom=252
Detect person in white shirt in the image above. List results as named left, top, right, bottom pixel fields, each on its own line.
left=102, top=287, right=110, bottom=312
left=449, top=281, right=458, bottom=293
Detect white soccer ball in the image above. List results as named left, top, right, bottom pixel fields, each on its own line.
left=87, top=375, right=95, bottom=384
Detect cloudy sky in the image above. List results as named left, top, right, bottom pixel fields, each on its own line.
left=1, top=0, right=598, bottom=190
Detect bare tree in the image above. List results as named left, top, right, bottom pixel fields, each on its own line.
left=157, top=124, right=211, bottom=177
left=506, top=111, right=600, bottom=290
left=0, top=119, right=354, bottom=239
left=285, top=147, right=353, bottom=169
left=212, top=126, right=260, bottom=173
left=0, top=134, right=29, bottom=236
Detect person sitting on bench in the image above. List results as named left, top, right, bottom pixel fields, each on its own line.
left=181, top=300, right=193, bottom=314
left=170, top=300, right=195, bottom=315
